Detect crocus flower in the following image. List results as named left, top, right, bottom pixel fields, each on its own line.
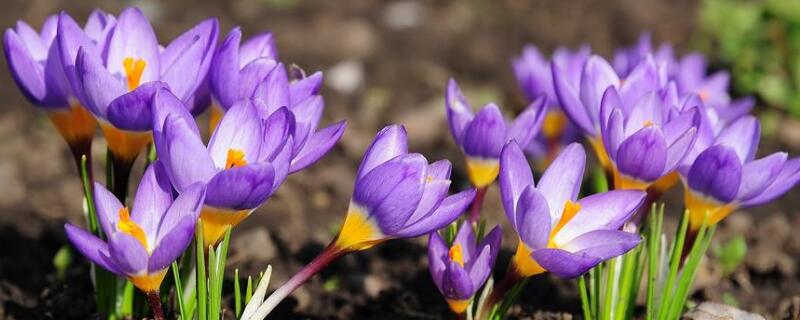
left=428, top=224, right=501, bottom=314
left=682, top=115, right=800, bottom=230
left=599, top=86, right=700, bottom=192
left=209, top=28, right=345, bottom=173
left=512, top=44, right=588, bottom=165
left=612, top=32, right=676, bottom=79
left=250, top=125, right=476, bottom=317
left=64, top=161, right=205, bottom=318
left=498, top=141, right=645, bottom=279
left=553, top=54, right=666, bottom=171
left=3, top=12, right=112, bottom=162
left=152, top=88, right=294, bottom=246
left=445, top=78, right=546, bottom=188
left=67, top=7, right=218, bottom=167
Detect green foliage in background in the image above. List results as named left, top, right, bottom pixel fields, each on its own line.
left=699, top=0, right=800, bottom=116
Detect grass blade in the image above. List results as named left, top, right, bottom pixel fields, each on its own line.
left=172, top=262, right=187, bottom=320
left=196, top=221, right=207, bottom=320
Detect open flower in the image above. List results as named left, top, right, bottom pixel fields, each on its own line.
left=67, top=7, right=218, bottom=164
left=64, top=161, right=206, bottom=294
left=248, top=125, right=475, bottom=317
left=598, top=86, right=700, bottom=193
left=512, top=44, right=587, bottom=165
left=3, top=12, right=112, bottom=155
left=445, top=78, right=546, bottom=188
left=428, top=224, right=501, bottom=314
left=499, top=141, right=644, bottom=278
left=152, top=88, right=294, bottom=246
left=209, top=28, right=345, bottom=173
left=612, top=32, right=676, bottom=79
left=674, top=53, right=754, bottom=126
left=683, top=116, right=800, bottom=230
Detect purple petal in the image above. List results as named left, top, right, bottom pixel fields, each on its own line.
left=604, top=109, right=625, bottom=160
left=131, top=161, right=173, bottom=236
left=394, top=189, right=476, bottom=238
left=561, top=229, right=641, bottom=261
left=356, top=125, right=408, bottom=179
left=687, top=145, right=742, bottom=202
left=156, top=182, right=206, bottom=244
left=623, top=92, right=664, bottom=136
left=259, top=107, right=296, bottom=162
left=65, top=224, right=122, bottom=275
left=553, top=61, right=594, bottom=135
left=427, top=160, right=453, bottom=180
left=579, top=56, right=620, bottom=131
left=239, top=32, right=278, bottom=66
left=514, top=186, right=552, bottom=249
left=160, top=113, right=216, bottom=191
left=506, top=97, right=547, bottom=148
left=238, top=58, right=277, bottom=103
left=254, top=62, right=290, bottom=115
left=478, top=225, right=502, bottom=269
left=4, top=29, right=46, bottom=103
left=445, top=78, right=475, bottom=144
left=289, top=95, right=324, bottom=150
left=553, top=190, right=645, bottom=245
left=290, top=71, right=323, bottom=106
left=467, top=244, right=493, bottom=290
left=208, top=100, right=264, bottom=168
left=57, top=12, right=100, bottom=105
left=209, top=28, right=242, bottom=109
left=353, top=154, right=426, bottom=234
left=148, top=215, right=195, bottom=272
left=104, top=7, right=160, bottom=84
left=618, top=57, right=659, bottom=107
left=107, top=232, right=149, bottom=275
left=615, top=126, right=667, bottom=182
left=84, top=10, right=115, bottom=45
left=428, top=232, right=448, bottom=291
left=75, top=47, right=125, bottom=117
left=461, top=103, right=507, bottom=159
left=742, top=158, right=800, bottom=206
left=404, top=180, right=450, bottom=227
left=498, top=141, right=534, bottom=226
left=441, top=261, right=475, bottom=300
left=160, top=18, right=219, bottom=101
left=537, top=143, right=585, bottom=222
left=152, top=88, right=200, bottom=167
left=737, top=152, right=788, bottom=201
left=93, top=182, right=123, bottom=237
left=107, top=81, right=165, bottom=131
left=532, top=248, right=602, bottom=279
left=716, top=115, right=760, bottom=162
left=205, top=162, right=276, bottom=210
left=289, top=121, right=346, bottom=173
left=452, top=222, right=477, bottom=262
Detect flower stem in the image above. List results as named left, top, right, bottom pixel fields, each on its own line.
left=468, top=186, right=488, bottom=225
left=109, top=152, right=136, bottom=202
left=253, top=243, right=348, bottom=318
left=479, top=266, right=523, bottom=317
left=146, top=291, right=164, bottom=320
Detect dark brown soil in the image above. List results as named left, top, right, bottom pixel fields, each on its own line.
left=2, top=0, right=799, bottom=319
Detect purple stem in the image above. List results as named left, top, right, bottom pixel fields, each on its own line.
left=257, top=243, right=348, bottom=315
left=146, top=291, right=164, bottom=320
left=468, top=186, right=489, bottom=225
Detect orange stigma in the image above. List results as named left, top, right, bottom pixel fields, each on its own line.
left=448, top=244, right=465, bottom=267
left=698, top=89, right=709, bottom=102
left=225, top=149, right=247, bottom=169
left=551, top=200, right=581, bottom=240
left=123, top=57, right=146, bottom=91
left=118, top=207, right=149, bottom=252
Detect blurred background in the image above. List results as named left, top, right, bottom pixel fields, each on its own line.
left=2, top=0, right=800, bottom=319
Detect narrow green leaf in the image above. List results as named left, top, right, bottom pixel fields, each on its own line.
left=245, top=276, right=254, bottom=304
left=657, top=210, right=689, bottom=320
left=235, top=269, right=242, bottom=318
left=172, top=262, right=187, bottom=320
left=578, top=275, right=593, bottom=320
left=196, top=221, right=207, bottom=320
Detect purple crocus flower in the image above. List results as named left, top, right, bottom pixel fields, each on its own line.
left=428, top=224, right=501, bottom=314
left=64, top=160, right=206, bottom=294
left=553, top=54, right=667, bottom=171
left=599, top=86, right=701, bottom=192
left=152, top=88, right=294, bottom=246
left=682, top=115, right=800, bottom=230
left=67, top=7, right=218, bottom=164
left=253, top=125, right=476, bottom=317
left=498, top=141, right=645, bottom=278
left=209, top=28, right=345, bottom=173
left=3, top=12, right=112, bottom=156
left=675, top=53, right=754, bottom=126
left=446, top=78, right=546, bottom=188
left=612, top=32, right=676, bottom=79
left=512, top=44, right=588, bottom=166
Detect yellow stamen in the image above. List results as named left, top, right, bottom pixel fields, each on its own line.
left=333, top=204, right=385, bottom=251
left=684, top=189, right=737, bottom=231
left=643, top=120, right=654, bottom=127
left=47, top=102, right=97, bottom=145
left=446, top=299, right=471, bottom=314
left=550, top=201, right=581, bottom=241
left=200, top=206, right=251, bottom=247
left=129, top=269, right=168, bottom=293
left=448, top=244, right=465, bottom=267
left=118, top=207, right=149, bottom=252
left=100, top=122, right=152, bottom=163
left=225, top=149, right=248, bottom=169
left=465, top=157, right=500, bottom=188
left=511, top=241, right=546, bottom=277
left=209, top=104, right=225, bottom=135
left=542, top=110, right=568, bottom=140
left=122, top=57, right=146, bottom=91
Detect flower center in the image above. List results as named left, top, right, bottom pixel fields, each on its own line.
left=550, top=200, right=581, bottom=243
left=122, top=57, right=147, bottom=91
left=698, top=89, right=709, bottom=102
left=542, top=110, right=568, bottom=140
left=448, top=244, right=465, bottom=267
left=225, top=149, right=248, bottom=169
left=118, top=207, right=149, bottom=252
left=643, top=120, right=654, bottom=127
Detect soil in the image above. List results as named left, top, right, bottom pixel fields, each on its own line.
left=1, top=0, right=800, bottom=319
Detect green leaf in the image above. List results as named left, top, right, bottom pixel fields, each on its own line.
left=235, top=269, right=242, bottom=318
left=53, top=245, right=72, bottom=281
left=172, top=262, right=187, bottom=320
left=714, top=235, right=747, bottom=277
left=196, top=221, right=207, bottom=320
